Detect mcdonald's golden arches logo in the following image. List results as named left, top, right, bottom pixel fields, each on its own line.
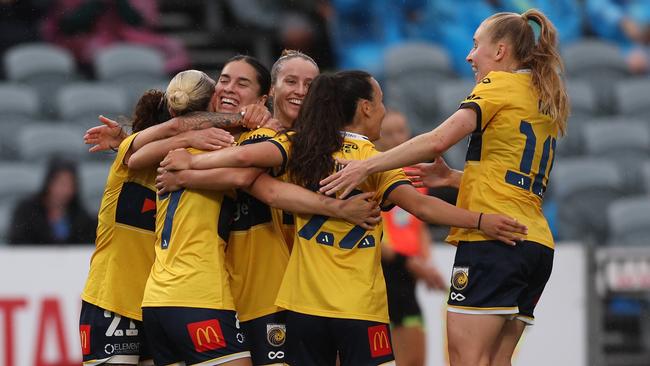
left=367, top=324, right=392, bottom=358
left=79, top=324, right=91, bottom=355
left=187, top=319, right=227, bottom=352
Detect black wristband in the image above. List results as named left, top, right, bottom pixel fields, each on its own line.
left=477, top=212, right=483, bottom=230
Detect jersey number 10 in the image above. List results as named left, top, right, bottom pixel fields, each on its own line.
left=505, top=121, right=556, bottom=198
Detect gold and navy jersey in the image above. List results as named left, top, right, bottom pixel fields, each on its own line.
left=226, top=128, right=292, bottom=321
left=447, top=71, right=558, bottom=249
left=142, top=148, right=236, bottom=310
left=271, top=132, right=411, bottom=323
left=82, top=132, right=157, bottom=321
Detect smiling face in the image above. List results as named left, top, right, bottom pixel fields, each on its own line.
left=466, top=23, right=501, bottom=83
left=213, top=60, right=264, bottom=113
left=270, top=57, right=319, bottom=126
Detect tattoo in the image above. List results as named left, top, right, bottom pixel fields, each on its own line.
left=177, top=111, right=242, bottom=131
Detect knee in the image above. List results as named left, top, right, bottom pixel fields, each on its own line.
left=449, top=345, right=491, bottom=366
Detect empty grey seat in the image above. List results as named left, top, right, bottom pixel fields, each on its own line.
left=642, top=161, right=650, bottom=194
left=614, top=78, right=650, bottom=120
left=0, top=199, right=15, bottom=243
left=57, top=83, right=128, bottom=129
left=4, top=43, right=78, bottom=117
left=554, top=117, right=585, bottom=157
left=435, top=79, right=477, bottom=121
left=566, top=80, right=598, bottom=121
left=0, top=83, right=39, bottom=121
left=79, top=161, right=112, bottom=215
left=384, top=42, right=454, bottom=81
left=17, top=123, right=87, bottom=162
left=95, top=44, right=166, bottom=82
left=0, top=162, right=44, bottom=201
left=551, top=158, right=626, bottom=243
left=607, top=195, right=650, bottom=246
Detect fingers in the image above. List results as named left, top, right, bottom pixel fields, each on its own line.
left=98, top=115, right=119, bottom=127
left=404, top=169, right=422, bottom=177
left=338, top=185, right=354, bottom=200
left=318, top=171, right=339, bottom=189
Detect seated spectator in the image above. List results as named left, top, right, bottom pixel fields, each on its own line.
left=9, top=156, right=96, bottom=245
left=41, top=0, right=190, bottom=74
left=586, top=0, right=650, bottom=74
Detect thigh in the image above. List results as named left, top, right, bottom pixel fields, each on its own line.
left=334, top=318, right=396, bottom=366
left=143, top=307, right=250, bottom=366
left=285, top=311, right=336, bottom=366
left=447, top=241, right=527, bottom=315
left=516, top=243, right=554, bottom=324
left=79, top=301, right=146, bottom=365
left=241, top=311, right=287, bottom=365
left=391, top=326, right=425, bottom=366
left=446, top=312, right=506, bottom=366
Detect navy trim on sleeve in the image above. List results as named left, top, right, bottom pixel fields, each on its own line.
left=267, top=139, right=288, bottom=177
left=380, top=180, right=413, bottom=211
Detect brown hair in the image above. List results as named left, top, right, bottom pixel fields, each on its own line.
left=484, top=9, right=569, bottom=135
left=270, top=49, right=319, bottom=85
left=131, top=89, right=170, bottom=133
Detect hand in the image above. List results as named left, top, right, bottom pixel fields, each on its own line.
left=405, top=158, right=453, bottom=188
left=240, top=103, right=271, bottom=129
left=338, top=191, right=381, bottom=230
left=156, top=167, right=183, bottom=194
left=185, top=127, right=234, bottom=151
left=83, top=115, right=127, bottom=152
left=160, top=148, right=193, bottom=171
left=319, top=158, right=368, bottom=199
left=406, top=257, right=446, bottom=290
left=479, top=214, right=528, bottom=246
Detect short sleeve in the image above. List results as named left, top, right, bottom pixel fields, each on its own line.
left=238, top=127, right=277, bottom=146
left=112, top=132, right=139, bottom=177
left=268, top=132, right=293, bottom=177
left=459, top=73, right=509, bottom=131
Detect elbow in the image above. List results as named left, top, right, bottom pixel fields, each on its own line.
left=127, top=155, right=144, bottom=170
left=233, top=170, right=259, bottom=190
left=234, top=150, right=255, bottom=167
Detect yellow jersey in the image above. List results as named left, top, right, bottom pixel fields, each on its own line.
left=447, top=71, right=558, bottom=249
left=142, top=148, right=236, bottom=310
left=272, top=132, right=411, bottom=323
left=82, top=132, right=157, bottom=321
left=226, top=128, right=292, bottom=321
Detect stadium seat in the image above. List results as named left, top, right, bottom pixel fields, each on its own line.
left=551, top=158, right=626, bottom=243
left=582, top=121, right=650, bottom=192
left=384, top=42, right=455, bottom=134
left=0, top=83, right=39, bottom=121
left=57, top=83, right=129, bottom=129
left=614, top=78, right=650, bottom=121
left=95, top=44, right=166, bottom=82
left=17, top=123, right=87, bottom=162
left=562, top=39, right=629, bottom=115
left=79, top=161, right=112, bottom=215
left=435, top=79, right=477, bottom=121
left=554, top=117, right=585, bottom=157
left=0, top=162, right=44, bottom=201
left=0, top=199, right=15, bottom=244
left=607, top=195, right=650, bottom=246
left=3, top=43, right=78, bottom=117
left=566, top=80, right=599, bottom=122
left=642, top=161, right=650, bottom=194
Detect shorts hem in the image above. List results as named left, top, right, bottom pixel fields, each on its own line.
left=191, top=351, right=251, bottom=365
left=379, top=361, right=397, bottom=366
left=84, top=355, right=139, bottom=365
left=510, top=314, right=535, bottom=325
left=447, top=305, right=518, bottom=315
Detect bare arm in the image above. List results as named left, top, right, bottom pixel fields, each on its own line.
left=320, top=108, right=477, bottom=197
left=386, top=184, right=528, bottom=245
left=128, top=128, right=234, bottom=170
left=131, top=111, right=242, bottom=151
left=156, top=167, right=263, bottom=193
left=160, top=140, right=285, bottom=171
left=247, top=173, right=381, bottom=229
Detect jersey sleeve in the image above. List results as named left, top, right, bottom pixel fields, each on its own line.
left=238, top=127, right=277, bottom=146
left=268, top=132, right=293, bottom=177
left=112, top=132, right=140, bottom=178
left=459, top=73, right=510, bottom=131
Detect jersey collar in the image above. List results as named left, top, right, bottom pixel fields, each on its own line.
left=340, top=131, right=369, bottom=141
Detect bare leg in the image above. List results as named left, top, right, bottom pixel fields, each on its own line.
left=447, top=312, right=506, bottom=366
left=392, top=326, right=426, bottom=366
left=222, top=357, right=253, bottom=366
left=489, top=319, right=526, bottom=366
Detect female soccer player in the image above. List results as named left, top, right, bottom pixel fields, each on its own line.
left=159, top=70, right=528, bottom=366
left=319, top=9, right=569, bottom=366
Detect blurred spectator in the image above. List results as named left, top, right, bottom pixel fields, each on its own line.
left=41, top=0, right=190, bottom=75
left=224, top=0, right=334, bottom=69
left=586, top=0, right=650, bottom=74
left=9, top=156, right=96, bottom=245
left=329, top=0, right=426, bottom=76
left=0, top=0, right=52, bottom=57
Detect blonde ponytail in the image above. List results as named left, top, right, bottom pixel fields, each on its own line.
left=166, top=70, right=216, bottom=116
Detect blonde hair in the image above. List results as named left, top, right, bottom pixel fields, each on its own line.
left=166, top=70, right=216, bottom=115
left=270, top=49, right=319, bottom=85
left=484, top=9, right=569, bottom=135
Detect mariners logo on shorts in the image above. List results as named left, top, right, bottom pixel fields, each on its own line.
left=266, top=323, right=286, bottom=347
left=451, top=266, right=469, bottom=291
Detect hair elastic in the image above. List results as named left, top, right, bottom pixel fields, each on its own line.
left=527, top=18, right=541, bottom=45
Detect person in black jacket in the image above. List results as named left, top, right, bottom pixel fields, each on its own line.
left=9, top=156, right=96, bottom=245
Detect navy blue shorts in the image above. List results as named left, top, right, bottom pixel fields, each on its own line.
left=241, top=311, right=287, bottom=365
left=447, top=240, right=554, bottom=324
left=142, top=307, right=250, bottom=365
left=286, top=311, right=395, bottom=366
left=79, top=300, right=151, bottom=365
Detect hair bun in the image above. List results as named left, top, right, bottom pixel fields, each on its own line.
left=168, top=90, right=190, bottom=111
